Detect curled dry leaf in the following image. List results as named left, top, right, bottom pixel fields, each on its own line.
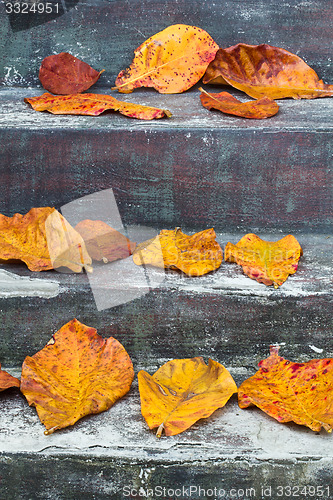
left=203, top=44, right=333, bottom=99
left=133, top=227, right=223, bottom=276
left=199, top=87, right=279, bottom=119
left=114, top=24, right=219, bottom=94
left=24, top=93, right=171, bottom=120
left=20, top=319, right=134, bottom=435
left=39, top=52, right=104, bottom=95
left=0, top=364, right=20, bottom=391
left=75, top=219, right=136, bottom=263
left=225, top=233, right=302, bottom=288
left=0, top=207, right=92, bottom=273
left=138, top=357, right=237, bottom=437
left=239, top=346, right=333, bottom=432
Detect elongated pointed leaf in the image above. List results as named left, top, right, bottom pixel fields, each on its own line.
left=115, top=24, right=219, bottom=94
left=20, top=319, right=134, bottom=434
left=203, top=44, right=333, bottom=99
left=199, top=87, right=279, bottom=119
left=138, top=357, right=237, bottom=437
left=133, top=227, right=223, bottom=276
left=39, top=52, right=104, bottom=95
left=225, top=233, right=302, bottom=287
left=25, top=93, right=171, bottom=120
left=239, top=346, right=333, bottom=432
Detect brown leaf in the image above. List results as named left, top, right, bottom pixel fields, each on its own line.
left=114, top=24, right=219, bottom=94
left=239, top=346, right=333, bottom=432
left=138, top=357, right=237, bottom=437
left=225, top=233, right=302, bottom=288
left=199, top=87, right=279, bottom=119
left=20, top=319, right=134, bottom=434
left=203, top=44, right=333, bottom=99
left=133, top=227, right=223, bottom=276
left=75, top=219, right=136, bottom=263
left=39, top=52, right=104, bottom=95
left=24, top=93, right=171, bottom=120
left=0, top=207, right=92, bottom=273
left=0, top=364, right=20, bottom=391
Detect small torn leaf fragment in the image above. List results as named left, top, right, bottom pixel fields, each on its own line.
left=24, top=93, right=171, bottom=120
left=39, top=52, right=104, bottom=95
left=114, top=24, right=219, bottom=94
left=20, top=319, right=134, bottom=435
left=75, top=219, right=136, bottom=263
left=225, top=233, right=302, bottom=288
left=199, top=87, right=279, bottom=119
left=133, top=227, right=223, bottom=276
left=0, top=364, right=20, bottom=391
left=138, top=357, right=237, bottom=437
left=203, top=44, right=333, bottom=99
left=0, top=207, right=92, bottom=273
left=238, top=346, right=333, bottom=432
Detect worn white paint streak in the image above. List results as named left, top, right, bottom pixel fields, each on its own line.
left=0, top=269, right=59, bottom=299
left=309, top=345, right=324, bottom=354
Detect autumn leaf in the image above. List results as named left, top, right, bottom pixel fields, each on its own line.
left=0, top=364, right=20, bottom=391
left=75, top=219, right=136, bottom=263
left=39, top=52, right=104, bottom=95
left=203, top=44, right=333, bottom=99
left=20, top=319, right=134, bottom=435
left=199, top=87, right=279, bottom=119
left=239, top=346, right=333, bottom=432
left=138, top=357, right=237, bottom=437
left=0, top=207, right=92, bottom=273
left=24, top=93, right=171, bottom=120
left=225, top=233, right=302, bottom=288
left=114, top=24, right=219, bottom=94
left=133, top=227, right=223, bottom=276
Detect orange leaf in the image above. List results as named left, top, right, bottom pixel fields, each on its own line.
left=75, top=219, right=136, bottom=263
left=138, top=357, right=237, bottom=437
left=133, top=227, right=223, bottom=276
left=239, top=346, right=333, bottom=432
left=0, top=207, right=92, bottom=273
left=39, top=52, right=104, bottom=95
left=225, top=233, right=302, bottom=288
left=20, top=319, right=134, bottom=434
left=114, top=24, right=219, bottom=94
left=0, top=364, right=20, bottom=391
left=203, top=44, right=333, bottom=99
left=24, top=93, right=171, bottom=120
left=199, top=87, right=279, bottom=119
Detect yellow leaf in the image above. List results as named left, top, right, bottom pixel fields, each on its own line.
left=138, top=357, right=237, bottom=437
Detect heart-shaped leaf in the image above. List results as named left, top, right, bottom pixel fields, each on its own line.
left=75, top=219, right=136, bottom=263
left=225, top=233, right=302, bottom=288
left=138, top=357, right=237, bottom=437
left=20, top=319, right=134, bottom=434
left=115, top=24, right=219, bottom=94
left=133, top=227, right=223, bottom=276
left=239, top=346, right=333, bottom=432
left=203, top=44, right=333, bottom=99
left=39, top=52, right=104, bottom=95
left=0, top=207, right=92, bottom=273
left=199, top=87, right=279, bottom=119
left=24, top=93, right=171, bottom=120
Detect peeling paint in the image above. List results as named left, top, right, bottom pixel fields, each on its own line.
left=0, top=269, right=59, bottom=298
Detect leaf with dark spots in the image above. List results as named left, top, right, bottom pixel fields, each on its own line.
left=0, top=364, right=20, bottom=391
left=238, top=346, right=333, bottom=432
left=203, top=44, right=333, bottom=99
left=39, top=52, right=104, bottom=95
left=199, top=87, right=279, bottom=119
left=20, top=319, right=134, bottom=434
left=24, top=93, right=171, bottom=120
left=138, top=357, right=237, bottom=437
left=114, top=24, right=219, bottom=94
